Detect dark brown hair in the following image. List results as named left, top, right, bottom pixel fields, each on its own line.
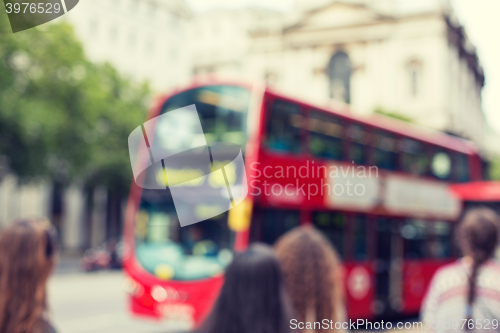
left=458, top=207, right=499, bottom=325
left=197, top=243, right=292, bottom=333
left=275, top=226, right=343, bottom=332
left=0, top=219, right=58, bottom=333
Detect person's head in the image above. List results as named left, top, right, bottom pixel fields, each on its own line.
left=457, top=207, right=500, bottom=324
left=198, top=243, right=291, bottom=333
left=0, top=218, right=59, bottom=333
left=458, top=207, right=499, bottom=263
left=275, top=226, right=342, bottom=329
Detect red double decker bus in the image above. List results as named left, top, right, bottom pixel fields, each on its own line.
left=123, top=81, right=482, bottom=327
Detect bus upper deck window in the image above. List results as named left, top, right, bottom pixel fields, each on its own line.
left=308, top=110, right=343, bottom=160
left=160, top=85, right=250, bottom=146
left=372, top=130, right=396, bottom=170
left=266, top=100, right=302, bottom=154
left=453, top=153, right=470, bottom=183
left=346, top=123, right=366, bottom=165
left=399, top=138, right=427, bottom=175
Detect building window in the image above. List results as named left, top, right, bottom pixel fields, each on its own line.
left=145, top=38, right=155, bottom=55
left=109, top=25, right=118, bottom=44
left=407, top=60, right=423, bottom=98
left=148, top=3, right=156, bottom=20
left=88, top=18, right=99, bottom=36
left=264, top=70, right=278, bottom=86
left=328, top=51, right=351, bottom=103
left=128, top=32, right=137, bottom=50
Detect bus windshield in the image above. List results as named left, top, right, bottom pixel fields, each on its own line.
left=135, top=191, right=234, bottom=281
left=134, top=85, right=250, bottom=281
left=160, top=85, right=251, bottom=146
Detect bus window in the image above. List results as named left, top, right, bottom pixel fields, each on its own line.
left=308, top=110, right=343, bottom=160
left=266, top=100, right=302, bottom=154
left=430, top=148, right=452, bottom=180
left=401, top=220, right=427, bottom=259
left=427, top=222, right=452, bottom=259
left=346, top=123, right=366, bottom=165
left=354, top=214, right=367, bottom=261
left=160, top=85, right=250, bottom=145
left=312, top=211, right=346, bottom=258
left=399, top=138, right=428, bottom=175
left=258, top=208, right=301, bottom=245
left=373, top=130, right=396, bottom=170
left=453, top=153, right=470, bottom=183
left=135, top=197, right=234, bottom=281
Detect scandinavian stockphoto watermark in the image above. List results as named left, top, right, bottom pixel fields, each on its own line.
left=247, top=162, right=378, bottom=200
left=128, top=105, right=249, bottom=227
left=3, top=0, right=79, bottom=33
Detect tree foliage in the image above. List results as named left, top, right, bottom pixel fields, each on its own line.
left=0, top=15, right=151, bottom=195
left=489, top=158, right=500, bottom=180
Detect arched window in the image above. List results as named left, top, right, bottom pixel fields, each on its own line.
left=328, top=51, right=352, bottom=103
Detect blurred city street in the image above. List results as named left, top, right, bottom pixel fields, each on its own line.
left=1, top=0, right=500, bottom=332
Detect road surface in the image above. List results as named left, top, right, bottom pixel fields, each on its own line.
left=48, top=270, right=423, bottom=333
left=48, top=271, right=176, bottom=333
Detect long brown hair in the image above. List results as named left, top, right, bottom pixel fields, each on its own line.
left=0, top=219, right=58, bottom=333
left=275, top=226, right=343, bottom=332
left=457, top=207, right=499, bottom=325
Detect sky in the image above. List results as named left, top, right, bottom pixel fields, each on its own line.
left=187, top=0, right=500, bottom=135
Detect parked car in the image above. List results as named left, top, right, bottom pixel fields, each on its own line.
left=80, top=238, right=123, bottom=272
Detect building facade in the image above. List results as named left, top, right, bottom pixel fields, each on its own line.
left=191, top=0, right=486, bottom=147
left=64, top=0, right=192, bottom=92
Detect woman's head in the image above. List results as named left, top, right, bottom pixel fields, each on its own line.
left=275, top=226, right=341, bottom=328
left=198, top=243, right=291, bottom=333
left=0, top=218, right=59, bottom=333
left=458, top=207, right=499, bottom=263
left=457, top=207, right=500, bottom=325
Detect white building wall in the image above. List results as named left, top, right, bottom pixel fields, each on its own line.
left=0, top=176, right=51, bottom=227
left=63, top=0, right=192, bottom=92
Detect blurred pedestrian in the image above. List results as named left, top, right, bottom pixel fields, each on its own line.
left=275, top=226, right=345, bottom=333
left=195, top=243, right=292, bottom=333
left=0, top=219, right=59, bottom=333
left=421, top=207, right=500, bottom=332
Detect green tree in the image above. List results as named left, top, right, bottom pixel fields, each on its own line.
left=0, top=14, right=151, bottom=243
left=489, top=158, right=500, bottom=180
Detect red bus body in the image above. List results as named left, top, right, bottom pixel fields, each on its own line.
left=450, top=181, right=500, bottom=221
left=124, top=81, right=481, bottom=325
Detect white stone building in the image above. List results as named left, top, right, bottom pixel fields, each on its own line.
left=190, top=0, right=486, bottom=147
left=63, top=0, right=193, bottom=91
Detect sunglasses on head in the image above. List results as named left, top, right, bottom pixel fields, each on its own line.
left=17, top=219, right=59, bottom=259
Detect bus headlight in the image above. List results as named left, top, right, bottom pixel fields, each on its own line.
left=123, top=277, right=144, bottom=297
left=151, top=285, right=168, bottom=302
left=151, top=285, right=183, bottom=302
